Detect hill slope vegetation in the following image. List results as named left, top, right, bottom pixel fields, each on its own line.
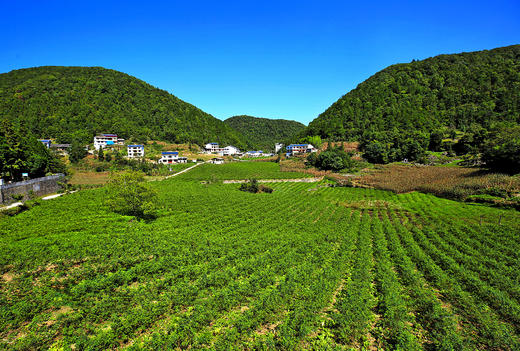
left=225, top=115, right=305, bottom=151
left=304, top=44, right=520, bottom=140
left=0, top=66, right=249, bottom=148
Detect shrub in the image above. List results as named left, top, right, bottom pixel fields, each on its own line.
left=104, top=171, right=158, bottom=219
left=311, top=146, right=355, bottom=171
left=69, top=139, right=87, bottom=163
left=239, top=179, right=273, bottom=193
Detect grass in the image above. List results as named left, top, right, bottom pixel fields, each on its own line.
left=69, top=171, right=111, bottom=185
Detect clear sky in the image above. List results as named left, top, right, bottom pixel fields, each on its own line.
left=1, top=0, right=519, bottom=125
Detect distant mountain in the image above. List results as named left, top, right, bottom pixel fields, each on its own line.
left=224, top=115, right=305, bottom=151
left=0, top=66, right=249, bottom=148
left=303, top=44, right=520, bottom=140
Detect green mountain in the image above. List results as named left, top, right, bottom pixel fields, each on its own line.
left=304, top=44, right=520, bottom=140
left=224, top=115, right=305, bottom=151
left=0, top=66, right=249, bottom=148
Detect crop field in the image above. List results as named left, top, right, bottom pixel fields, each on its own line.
left=1, top=163, right=520, bottom=350
left=176, top=161, right=312, bottom=181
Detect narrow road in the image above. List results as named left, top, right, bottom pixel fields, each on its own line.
left=165, top=162, right=203, bottom=179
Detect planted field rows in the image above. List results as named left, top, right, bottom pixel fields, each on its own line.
left=1, top=163, right=519, bottom=350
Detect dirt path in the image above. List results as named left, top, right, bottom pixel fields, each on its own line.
left=0, top=191, right=78, bottom=211
left=165, top=162, right=203, bottom=179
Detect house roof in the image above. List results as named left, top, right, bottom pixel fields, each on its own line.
left=162, top=151, right=179, bottom=155
left=39, top=139, right=51, bottom=143
left=128, top=144, right=144, bottom=147
left=102, top=134, right=117, bottom=137
left=106, top=141, right=115, bottom=145
left=287, top=144, right=309, bottom=148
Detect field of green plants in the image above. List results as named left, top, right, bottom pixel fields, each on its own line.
left=176, top=161, right=312, bottom=181
left=1, top=162, right=519, bottom=350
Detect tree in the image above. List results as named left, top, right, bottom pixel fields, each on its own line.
left=105, top=152, right=112, bottom=162
left=363, top=141, right=388, bottom=164
left=69, top=140, right=86, bottom=163
left=312, top=146, right=354, bottom=171
left=104, top=171, right=158, bottom=219
left=97, top=147, right=104, bottom=161
left=0, top=118, right=65, bottom=180
left=429, top=130, right=444, bottom=151
left=481, top=126, right=520, bottom=174
left=306, top=152, right=318, bottom=167
left=114, top=150, right=125, bottom=165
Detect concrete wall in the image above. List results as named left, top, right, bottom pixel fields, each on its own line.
left=0, top=174, right=65, bottom=204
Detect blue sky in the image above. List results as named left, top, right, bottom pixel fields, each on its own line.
left=1, top=0, right=519, bottom=125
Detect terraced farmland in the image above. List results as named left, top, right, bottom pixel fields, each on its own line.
left=1, top=164, right=519, bottom=350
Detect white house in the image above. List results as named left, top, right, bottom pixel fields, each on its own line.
left=204, top=143, right=220, bottom=153
left=286, top=144, right=317, bottom=156
left=127, top=144, right=144, bottom=158
left=158, top=151, right=179, bottom=164
left=158, top=151, right=188, bottom=164
left=210, top=157, right=224, bottom=164
left=94, top=134, right=118, bottom=150
left=275, top=143, right=284, bottom=153
left=204, top=143, right=240, bottom=156
left=245, top=150, right=264, bottom=157
left=223, top=145, right=240, bottom=156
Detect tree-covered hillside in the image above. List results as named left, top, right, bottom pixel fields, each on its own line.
left=304, top=45, right=520, bottom=140
left=0, top=66, right=249, bottom=148
left=224, top=115, right=305, bottom=151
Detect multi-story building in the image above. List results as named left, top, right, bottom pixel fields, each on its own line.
left=94, top=134, right=118, bottom=150
left=127, top=144, right=144, bottom=158
left=204, top=143, right=220, bottom=153
left=286, top=144, right=317, bottom=156
left=157, top=151, right=188, bottom=164
left=223, top=145, right=240, bottom=156
left=204, top=143, right=240, bottom=156
left=158, top=151, right=179, bottom=164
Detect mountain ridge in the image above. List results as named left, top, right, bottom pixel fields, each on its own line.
left=302, top=44, right=520, bottom=140
left=224, top=115, right=306, bottom=151
left=0, top=66, right=250, bottom=148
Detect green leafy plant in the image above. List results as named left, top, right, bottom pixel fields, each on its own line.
left=104, top=171, right=158, bottom=219
left=239, top=178, right=273, bottom=193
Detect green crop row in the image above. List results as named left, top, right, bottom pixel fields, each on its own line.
left=1, top=166, right=519, bottom=350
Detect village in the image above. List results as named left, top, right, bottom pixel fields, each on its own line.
left=38, top=133, right=318, bottom=165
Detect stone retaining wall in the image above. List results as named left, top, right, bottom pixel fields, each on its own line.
left=0, top=174, right=65, bottom=204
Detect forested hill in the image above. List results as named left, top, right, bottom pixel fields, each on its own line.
left=0, top=66, right=249, bottom=148
left=224, top=115, right=305, bottom=151
left=304, top=44, right=520, bottom=140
